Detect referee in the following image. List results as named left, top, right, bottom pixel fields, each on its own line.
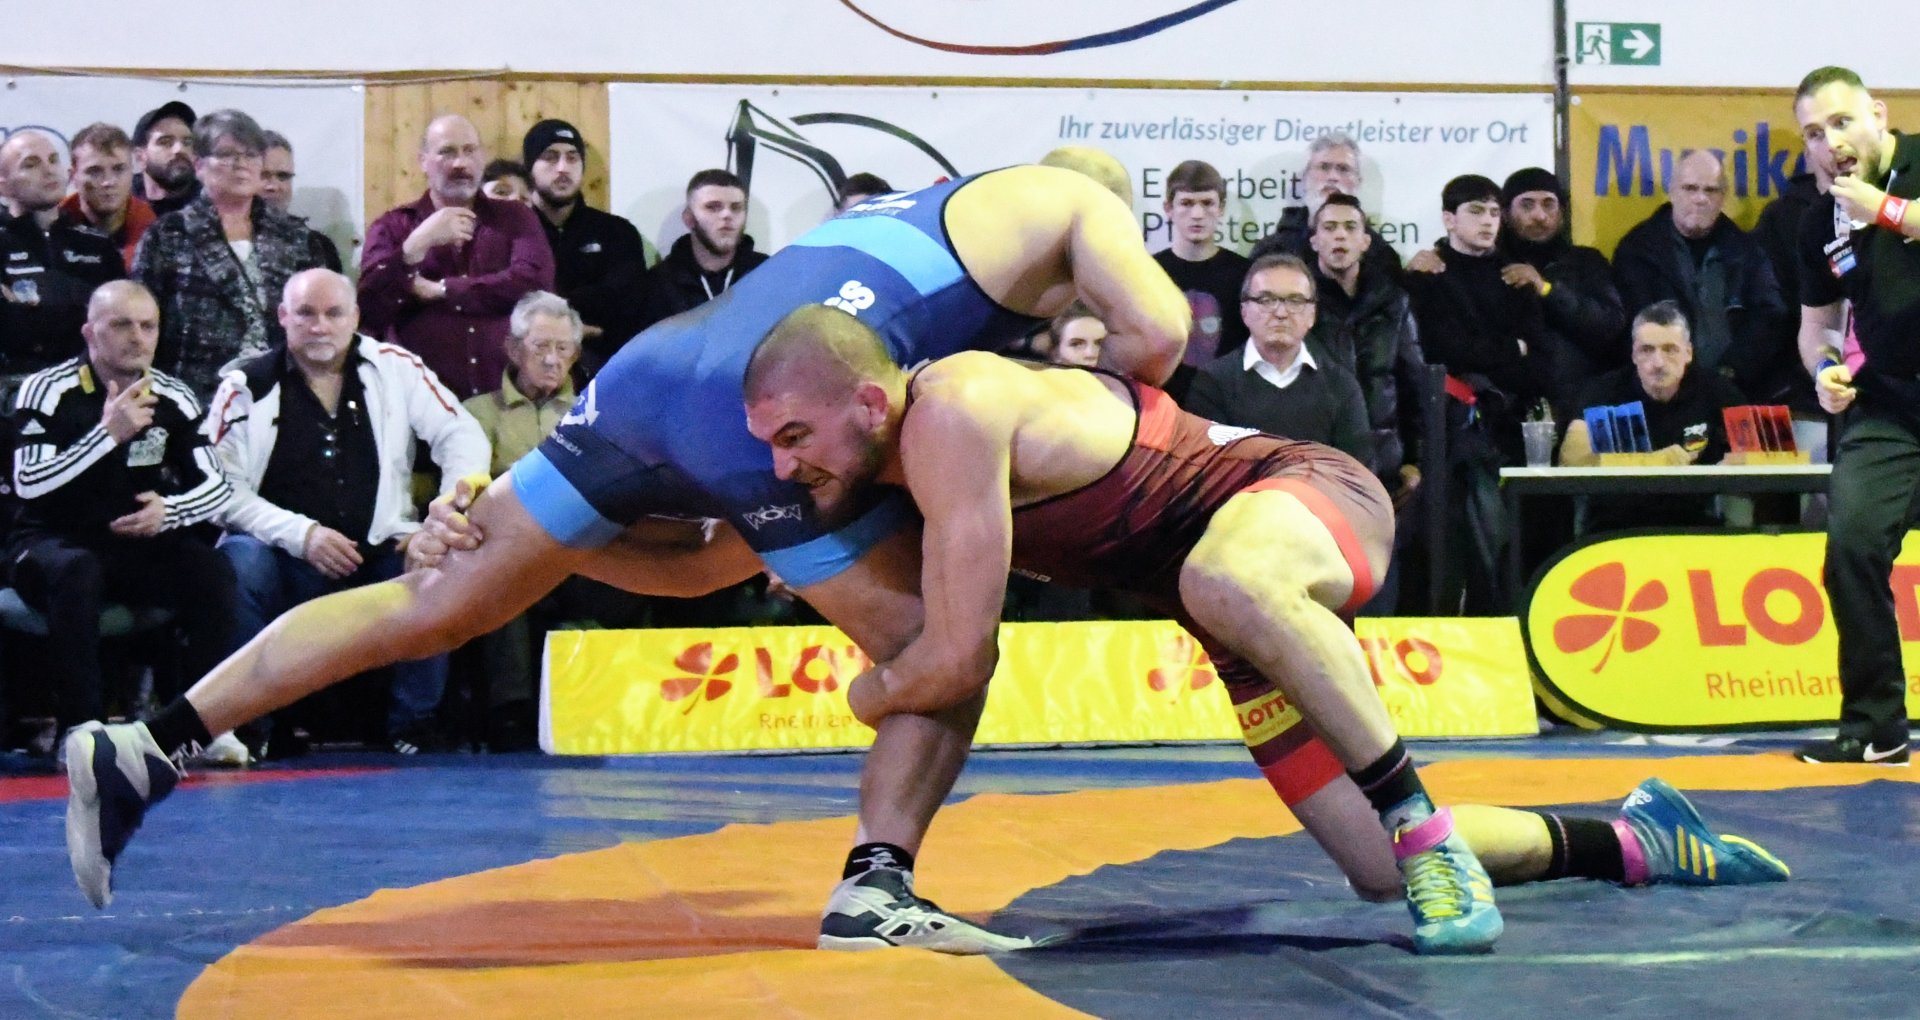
left=1794, top=66, right=1917, bottom=765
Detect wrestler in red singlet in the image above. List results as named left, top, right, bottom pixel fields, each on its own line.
left=985, top=370, right=1393, bottom=808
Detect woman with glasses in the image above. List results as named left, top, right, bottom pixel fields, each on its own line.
left=129, top=108, right=332, bottom=398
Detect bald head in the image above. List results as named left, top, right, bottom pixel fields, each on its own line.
left=1039, top=146, right=1133, bottom=206
left=283, top=267, right=355, bottom=308
left=421, top=114, right=483, bottom=206
left=88, top=279, right=156, bottom=322
left=743, top=305, right=906, bottom=517
left=1670, top=149, right=1728, bottom=239
left=421, top=114, right=480, bottom=154
left=744, top=305, right=902, bottom=405
left=84, top=281, right=160, bottom=379
left=1, top=130, right=66, bottom=214
left=280, top=268, right=360, bottom=372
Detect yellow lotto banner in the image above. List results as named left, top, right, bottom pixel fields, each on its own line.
left=540, top=617, right=1536, bottom=755
left=1526, top=532, right=1920, bottom=731
left=1568, top=91, right=1920, bottom=257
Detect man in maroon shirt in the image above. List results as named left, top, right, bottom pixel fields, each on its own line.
left=358, top=114, right=554, bottom=399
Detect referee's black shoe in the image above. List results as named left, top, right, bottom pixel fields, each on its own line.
left=1796, top=735, right=1909, bottom=765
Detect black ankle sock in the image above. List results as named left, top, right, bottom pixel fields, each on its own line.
left=146, top=699, right=212, bottom=758
left=1537, top=813, right=1626, bottom=882
left=1348, top=739, right=1426, bottom=819
left=843, top=842, right=915, bottom=879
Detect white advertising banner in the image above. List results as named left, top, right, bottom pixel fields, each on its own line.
left=610, top=84, right=1554, bottom=261
left=0, top=78, right=366, bottom=267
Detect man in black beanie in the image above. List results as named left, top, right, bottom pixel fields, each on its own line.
left=522, top=118, right=649, bottom=376
left=1496, top=166, right=1628, bottom=417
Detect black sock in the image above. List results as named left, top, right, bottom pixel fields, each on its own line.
left=1536, top=813, right=1626, bottom=882
left=843, top=842, right=915, bottom=879
left=1348, top=739, right=1428, bottom=824
left=145, top=698, right=213, bottom=758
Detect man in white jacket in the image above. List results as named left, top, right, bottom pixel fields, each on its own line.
left=204, top=268, right=489, bottom=753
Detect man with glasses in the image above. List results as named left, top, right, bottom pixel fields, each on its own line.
left=360, top=114, right=554, bottom=401
left=257, top=131, right=343, bottom=273
left=206, top=268, right=488, bottom=756
left=1251, top=133, right=1403, bottom=279
left=462, top=291, right=604, bottom=748
left=130, top=109, right=333, bottom=398
left=1185, top=252, right=1370, bottom=465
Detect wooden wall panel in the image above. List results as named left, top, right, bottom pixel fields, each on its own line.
left=362, top=78, right=611, bottom=222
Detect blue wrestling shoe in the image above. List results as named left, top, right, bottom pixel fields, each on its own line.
left=1616, top=778, right=1790, bottom=886
left=1392, top=806, right=1503, bottom=955
left=64, top=721, right=181, bottom=908
left=818, top=868, right=1036, bottom=954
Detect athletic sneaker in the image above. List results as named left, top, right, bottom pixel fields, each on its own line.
left=1795, top=736, right=1909, bottom=766
left=63, top=721, right=181, bottom=909
left=192, top=731, right=251, bottom=768
left=1392, top=807, right=1503, bottom=955
left=1616, top=778, right=1791, bottom=886
left=818, top=868, right=1035, bottom=954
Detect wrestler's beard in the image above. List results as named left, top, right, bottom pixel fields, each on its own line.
left=807, top=427, right=887, bottom=524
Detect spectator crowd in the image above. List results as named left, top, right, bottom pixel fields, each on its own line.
left=0, top=99, right=1822, bottom=760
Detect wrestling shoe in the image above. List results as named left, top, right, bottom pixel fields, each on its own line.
left=818, top=868, right=1035, bottom=954
left=64, top=721, right=181, bottom=908
left=1616, top=778, right=1790, bottom=886
left=1392, top=806, right=1503, bottom=955
left=1795, top=736, right=1908, bottom=766
left=191, top=731, right=251, bottom=768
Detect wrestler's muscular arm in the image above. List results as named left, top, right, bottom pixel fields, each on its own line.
left=846, top=369, right=1018, bottom=724
left=946, top=165, right=1190, bottom=386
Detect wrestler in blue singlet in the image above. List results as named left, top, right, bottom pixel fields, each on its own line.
left=513, top=172, right=1045, bottom=586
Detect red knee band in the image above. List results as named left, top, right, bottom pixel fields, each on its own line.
left=1259, top=737, right=1345, bottom=807
left=1234, top=685, right=1344, bottom=806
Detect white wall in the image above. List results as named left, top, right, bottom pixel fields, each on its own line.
left=21, top=1, right=1553, bottom=83
left=1565, top=1, right=1920, bottom=89
left=18, top=4, right=1911, bottom=95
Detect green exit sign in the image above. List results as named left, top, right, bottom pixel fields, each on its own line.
left=1575, top=22, right=1661, bottom=66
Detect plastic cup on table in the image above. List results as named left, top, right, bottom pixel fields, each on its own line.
left=1522, top=420, right=1556, bottom=467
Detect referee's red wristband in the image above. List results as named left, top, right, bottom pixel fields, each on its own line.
left=1877, top=193, right=1909, bottom=231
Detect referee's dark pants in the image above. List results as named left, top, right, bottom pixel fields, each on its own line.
left=1824, top=398, right=1920, bottom=746
left=8, top=531, right=237, bottom=736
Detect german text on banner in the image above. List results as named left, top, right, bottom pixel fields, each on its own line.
left=1526, top=531, right=1920, bottom=731
left=1568, top=91, right=1920, bottom=258
left=608, top=84, right=1551, bottom=264
left=541, top=618, right=1535, bottom=755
